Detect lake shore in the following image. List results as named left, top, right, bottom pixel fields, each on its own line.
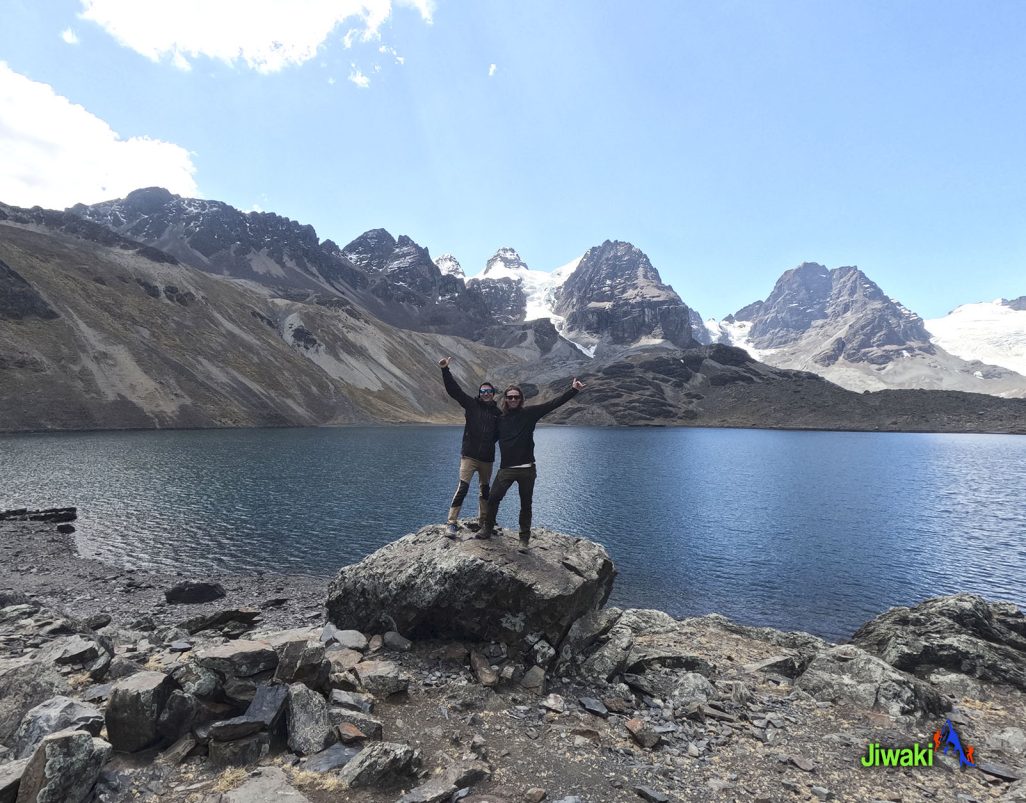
left=2, top=513, right=1024, bottom=803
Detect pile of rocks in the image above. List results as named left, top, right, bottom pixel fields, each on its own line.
left=2, top=521, right=1026, bottom=802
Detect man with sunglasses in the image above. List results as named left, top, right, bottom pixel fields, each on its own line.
left=439, top=356, right=502, bottom=537
left=478, top=377, right=586, bottom=550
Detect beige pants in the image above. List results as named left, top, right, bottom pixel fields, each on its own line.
left=447, top=456, right=493, bottom=524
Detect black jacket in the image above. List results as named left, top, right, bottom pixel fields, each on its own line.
left=442, top=367, right=500, bottom=462
left=496, top=387, right=579, bottom=468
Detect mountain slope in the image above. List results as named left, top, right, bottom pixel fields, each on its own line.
left=927, top=298, right=1026, bottom=377
left=0, top=216, right=526, bottom=430
left=716, top=263, right=1026, bottom=397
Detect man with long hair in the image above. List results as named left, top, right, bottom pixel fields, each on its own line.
left=438, top=356, right=501, bottom=537
left=478, top=377, right=586, bottom=550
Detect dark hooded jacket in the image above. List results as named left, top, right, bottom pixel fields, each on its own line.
left=442, top=367, right=500, bottom=462
left=496, top=387, right=579, bottom=468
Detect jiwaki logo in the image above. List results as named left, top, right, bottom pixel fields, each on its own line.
left=860, top=719, right=976, bottom=768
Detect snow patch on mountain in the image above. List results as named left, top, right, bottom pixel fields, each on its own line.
left=703, top=318, right=779, bottom=361
left=434, top=253, right=464, bottom=279
left=469, top=251, right=581, bottom=323
left=927, top=300, right=1026, bottom=376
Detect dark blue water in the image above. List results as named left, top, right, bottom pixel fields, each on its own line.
left=2, top=426, right=1024, bottom=641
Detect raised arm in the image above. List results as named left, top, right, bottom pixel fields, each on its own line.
left=525, top=377, right=586, bottom=420
left=439, top=357, right=473, bottom=409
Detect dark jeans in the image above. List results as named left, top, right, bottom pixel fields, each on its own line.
left=483, top=466, right=537, bottom=534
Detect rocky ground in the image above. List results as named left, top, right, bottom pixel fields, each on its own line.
left=2, top=511, right=1025, bottom=803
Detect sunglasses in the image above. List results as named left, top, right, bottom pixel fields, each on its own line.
left=505, top=394, right=522, bottom=400
left=479, top=388, right=494, bottom=395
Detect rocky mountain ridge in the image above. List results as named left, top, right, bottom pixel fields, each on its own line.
left=714, top=262, right=1026, bottom=397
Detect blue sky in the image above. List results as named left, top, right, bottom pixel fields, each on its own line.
left=1, top=0, right=1024, bottom=320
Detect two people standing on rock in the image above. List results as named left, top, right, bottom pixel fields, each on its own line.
left=439, top=356, right=585, bottom=551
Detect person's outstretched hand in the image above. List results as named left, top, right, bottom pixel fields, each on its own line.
left=438, top=357, right=452, bottom=368
left=572, top=377, right=586, bottom=390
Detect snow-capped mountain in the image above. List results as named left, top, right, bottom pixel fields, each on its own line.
left=709, top=263, right=1026, bottom=397
left=434, top=253, right=464, bottom=279
left=927, top=298, right=1026, bottom=377
left=467, top=247, right=580, bottom=325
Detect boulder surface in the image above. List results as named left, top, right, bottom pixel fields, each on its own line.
left=325, top=525, right=614, bottom=662
left=852, top=594, right=1026, bottom=690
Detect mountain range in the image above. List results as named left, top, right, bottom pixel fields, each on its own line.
left=2, top=188, right=1024, bottom=433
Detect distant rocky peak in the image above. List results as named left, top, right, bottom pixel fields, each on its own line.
left=121, top=186, right=176, bottom=215
left=435, top=253, right=465, bottom=279
left=1003, top=296, right=1026, bottom=312
left=484, top=247, right=529, bottom=275
left=562, top=240, right=677, bottom=303
left=341, top=229, right=398, bottom=269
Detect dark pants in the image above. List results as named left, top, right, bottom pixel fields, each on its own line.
left=483, top=466, right=537, bottom=535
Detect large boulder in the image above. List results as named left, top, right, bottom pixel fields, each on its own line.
left=337, top=741, right=420, bottom=789
left=0, top=658, right=70, bottom=744
left=15, top=729, right=111, bottom=803
left=852, top=594, right=1026, bottom=690
left=795, top=645, right=949, bottom=719
left=325, top=525, right=615, bottom=662
left=12, top=697, right=103, bottom=759
left=105, top=671, right=177, bottom=752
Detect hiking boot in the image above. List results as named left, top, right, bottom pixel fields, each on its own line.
left=476, top=526, right=494, bottom=540
left=445, top=523, right=458, bottom=538
left=518, top=531, right=531, bottom=552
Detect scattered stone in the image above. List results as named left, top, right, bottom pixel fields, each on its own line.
left=156, top=689, right=196, bottom=741
left=336, top=741, right=420, bottom=789
left=337, top=722, right=367, bottom=744
left=274, top=639, right=328, bottom=688
left=578, top=697, right=608, bottom=717
left=789, top=754, right=816, bottom=772
left=470, top=651, right=498, bottom=687
left=811, top=786, right=834, bottom=800
left=164, top=580, right=226, bottom=604
left=12, top=696, right=103, bottom=759
left=157, top=734, right=196, bottom=765
left=525, top=789, right=547, bottom=803
left=196, top=640, right=278, bottom=677
left=105, top=671, right=176, bottom=752
left=245, top=683, right=289, bottom=733
left=38, top=634, right=101, bottom=667
left=180, top=608, right=260, bottom=636
left=169, top=641, right=192, bottom=653
left=355, top=660, right=410, bottom=696
left=384, top=631, right=412, bottom=651
left=625, top=718, right=660, bottom=749
left=743, top=654, right=803, bottom=678
left=15, top=728, right=111, bottom=803
left=84, top=613, right=111, bottom=631
left=329, top=707, right=383, bottom=740
left=541, top=694, right=566, bottom=713
left=286, top=683, right=334, bottom=755
left=330, top=689, right=374, bottom=714
left=209, top=716, right=264, bottom=741
left=635, top=787, right=669, bottom=803
left=209, top=731, right=271, bottom=767
left=322, top=627, right=368, bottom=651
left=520, top=666, right=545, bottom=694
left=304, top=742, right=362, bottom=772
left=326, top=647, right=363, bottom=673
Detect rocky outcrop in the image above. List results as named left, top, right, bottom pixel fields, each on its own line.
left=851, top=593, right=1026, bottom=690
left=14, top=728, right=110, bottom=803
left=794, top=645, right=948, bottom=719
left=11, top=697, right=103, bottom=759
left=553, top=240, right=696, bottom=355
left=325, top=525, right=615, bottom=666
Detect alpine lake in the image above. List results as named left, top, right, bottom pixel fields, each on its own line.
left=2, top=425, right=1024, bottom=642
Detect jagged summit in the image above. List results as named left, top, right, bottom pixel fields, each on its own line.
left=483, top=247, right=529, bottom=276
left=434, top=253, right=464, bottom=279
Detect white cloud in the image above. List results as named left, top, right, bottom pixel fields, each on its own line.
left=348, top=65, right=370, bottom=88
left=78, top=0, right=433, bottom=73
left=61, top=28, right=80, bottom=45
left=0, top=62, right=197, bottom=209
left=488, top=63, right=497, bottom=77
left=378, top=45, right=404, bottom=65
